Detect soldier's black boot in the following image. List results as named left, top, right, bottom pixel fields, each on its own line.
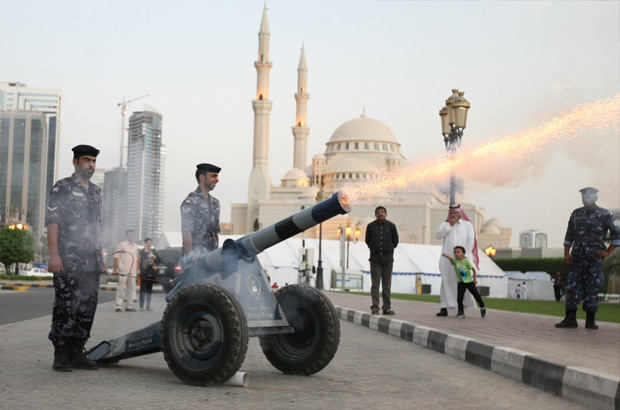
left=52, top=340, right=72, bottom=372
left=585, top=311, right=598, bottom=330
left=69, top=339, right=98, bottom=370
left=555, top=309, right=578, bottom=328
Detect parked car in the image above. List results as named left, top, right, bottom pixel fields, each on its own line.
left=156, top=247, right=183, bottom=293
left=23, top=267, right=53, bottom=278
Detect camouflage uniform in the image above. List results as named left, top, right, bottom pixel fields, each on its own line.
left=46, top=173, right=103, bottom=342
left=563, top=206, right=620, bottom=312
left=180, top=187, right=220, bottom=253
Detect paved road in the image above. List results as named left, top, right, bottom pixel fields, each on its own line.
left=0, top=293, right=586, bottom=410
left=0, top=288, right=116, bottom=325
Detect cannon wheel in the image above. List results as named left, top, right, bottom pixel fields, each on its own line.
left=160, top=283, right=248, bottom=386
left=259, top=284, right=340, bottom=375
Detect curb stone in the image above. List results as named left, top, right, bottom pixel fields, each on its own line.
left=336, top=306, right=620, bottom=410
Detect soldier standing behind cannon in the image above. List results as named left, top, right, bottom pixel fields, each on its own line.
left=180, top=163, right=221, bottom=258
left=46, top=144, right=104, bottom=372
left=556, top=187, right=620, bottom=330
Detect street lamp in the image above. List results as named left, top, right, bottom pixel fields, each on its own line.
left=344, top=224, right=361, bottom=269
left=439, top=89, right=470, bottom=205
left=485, top=245, right=497, bottom=258
left=315, top=188, right=328, bottom=290
left=337, top=225, right=346, bottom=292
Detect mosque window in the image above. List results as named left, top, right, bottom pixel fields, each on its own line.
left=298, top=121, right=301, bottom=126
left=338, top=143, right=341, bottom=150
left=356, top=173, right=360, bottom=179
left=390, top=145, right=394, bottom=152
left=349, top=173, right=352, bottom=178
left=355, top=142, right=358, bottom=149
left=383, top=143, right=387, bottom=150
left=374, top=143, right=379, bottom=150
left=346, top=143, right=349, bottom=150
left=261, top=54, right=263, bottom=61
left=342, top=173, right=346, bottom=179
left=364, top=142, right=369, bottom=150
left=259, top=94, right=263, bottom=100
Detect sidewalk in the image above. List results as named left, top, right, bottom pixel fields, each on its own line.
left=2, top=281, right=618, bottom=409
left=326, top=292, right=620, bottom=410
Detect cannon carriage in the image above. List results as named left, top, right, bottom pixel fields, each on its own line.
left=87, top=191, right=351, bottom=386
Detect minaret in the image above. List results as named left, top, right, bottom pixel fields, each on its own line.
left=248, top=4, right=273, bottom=232
left=291, top=44, right=310, bottom=170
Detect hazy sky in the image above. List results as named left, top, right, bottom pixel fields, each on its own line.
left=1, top=0, right=618, bottom=247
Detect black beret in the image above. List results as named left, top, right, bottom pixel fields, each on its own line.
left=196, top=163, right=221, bottom=173
left=72, top=144, right=100, bottom=158
left=579, top=187, right=598, bottom=195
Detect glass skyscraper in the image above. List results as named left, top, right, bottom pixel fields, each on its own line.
left=126, top=110, right=165, bottom=241
left=0, top=82, right=62, bottom=205
left=0, top=111, right=48, bottom=240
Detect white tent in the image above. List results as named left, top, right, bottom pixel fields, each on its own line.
left=156, top=232, right=507, bottom=298
left=505, top=271, right=554, bottom=300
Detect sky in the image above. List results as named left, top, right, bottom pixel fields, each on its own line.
left=1, top=0, right=618, bottom=247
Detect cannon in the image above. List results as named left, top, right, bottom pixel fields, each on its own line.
left=87, top=191, right=351, bottom=386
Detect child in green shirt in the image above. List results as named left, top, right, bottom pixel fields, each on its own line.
left=442, top=246, right=486, bottom=318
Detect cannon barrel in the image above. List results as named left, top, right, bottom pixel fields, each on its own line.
left=200, top=190, right=351, bottom=273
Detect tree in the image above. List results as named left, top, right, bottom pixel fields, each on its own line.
left=0, top=227, right=35, bottom=275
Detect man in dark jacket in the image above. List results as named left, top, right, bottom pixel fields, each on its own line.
left=365, top=206, right=399, bottom=315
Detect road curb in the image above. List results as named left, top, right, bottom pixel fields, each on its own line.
left=0, top=282, right=54, bottom=290
left=336, top=306, right=620, bottom=410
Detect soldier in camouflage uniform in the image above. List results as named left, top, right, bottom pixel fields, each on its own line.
left=180, top=163, right=221, bottom=258
left=556, top=187, right=620, bottom=330
left=46, top=145, right=104, bottom=371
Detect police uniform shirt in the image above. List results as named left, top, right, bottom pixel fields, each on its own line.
left=45, top=173, right=104, bottom=273
left=564, top=205, right=620, bottom=258
left=180, top=187, right=220, bottom=252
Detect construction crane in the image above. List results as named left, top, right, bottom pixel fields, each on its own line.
left=117, top=94, right=149, bottom=169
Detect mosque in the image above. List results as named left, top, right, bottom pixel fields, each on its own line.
left=230, top=6, right=510, bottom=248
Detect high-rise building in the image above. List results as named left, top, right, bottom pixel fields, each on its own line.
left=0, top=111, right=48, bottom=240
left=102, top=167, right=127, bottom=264
left=126, top=109, right=165, bottom=241
left=0, top=82, right=62, bottom=201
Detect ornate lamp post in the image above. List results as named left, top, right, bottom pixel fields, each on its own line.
left=337, top=225, right=346, bottom=292
left=315, top=188, right=328, bottom=290
left=439, top=89, right=470, bottom=205
left=344, top=224, right=360, bottom=269
left=485, top=245, right=497, bottom=258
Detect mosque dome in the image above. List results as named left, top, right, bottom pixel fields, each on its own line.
left=281, top=168, right=310, bottom=189
left=326, top=157, right=380, bottom=174
left=282, top=168, right=309, bottom=180
left=328, top=109, right=399, bottom=145
left=482, top=218, right=503, bottom=235
left=313, top=153, right=326, bottom=161
left=484, top=218, right=503, bottom=228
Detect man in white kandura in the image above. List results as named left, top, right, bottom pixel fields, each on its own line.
left=435, top=204, right=479, bottom=316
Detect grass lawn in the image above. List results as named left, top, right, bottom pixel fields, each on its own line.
left=349, top=292, right=620, bottom=324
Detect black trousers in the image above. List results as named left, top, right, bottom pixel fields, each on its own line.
left=49, top=272, right=100, bottom=342
left=457, top=281, right=485, bottom=312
